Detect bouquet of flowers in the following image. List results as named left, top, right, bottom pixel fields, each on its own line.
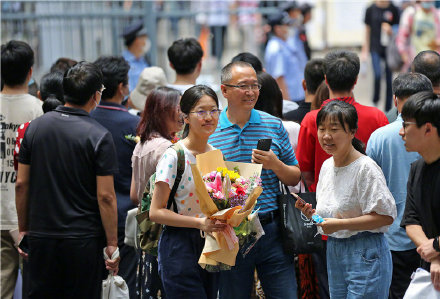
left=203, top=167, right=262, bottom=211
left=191, top=150, right=263, bottom=271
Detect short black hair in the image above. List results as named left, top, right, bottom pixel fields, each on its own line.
left=94, top=56, right=130, bottom=100
left=402, top=91, right=440, bottom=137
left=304, top=59, right=325, bottom=94
left=324, top=50, right=360, bottom=93
left=317, top=101, right=365, bottom=154
left=50, top=57, right=78, bottom=74
left=392, top=73, right=432, bottom=99
left=411, top=50, right=440, bottom=87
left=167, top=38, right=203, bottom=75
left=231, top=52, right=263, bottom=73
left=63, top=61, right=103, bottom=106
left=1, top=40, right=34, bottom=86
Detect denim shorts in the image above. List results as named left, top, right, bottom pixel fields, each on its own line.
left=327, top=231, right=392, bottom=299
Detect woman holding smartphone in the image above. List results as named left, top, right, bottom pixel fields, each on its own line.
left=300, top=101, right=396, bottom=298
left=149, top=85, right=226, bottom=299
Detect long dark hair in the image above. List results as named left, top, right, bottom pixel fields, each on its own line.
left=255, top=72, right=283, bottom=118
left=180, top=85, right=219, bottom=138
left=137, top=86, right=181, bottom=142
left=316, top=101, right=365, bottom=154
left=39, top=71, right=65, bottom=113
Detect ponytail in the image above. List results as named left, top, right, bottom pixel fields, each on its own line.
left=352, top=137, right=365, bottom=155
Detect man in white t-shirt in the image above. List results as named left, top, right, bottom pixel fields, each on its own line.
left=167, top=38, right=203, bottom=94
left=0, top=40, right=43, bottom=299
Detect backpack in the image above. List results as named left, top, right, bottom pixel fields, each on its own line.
left=135, top=143, right=185, bottom=256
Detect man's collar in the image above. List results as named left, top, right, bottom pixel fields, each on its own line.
left=322, top=97, right=356, bottom=107
left=218, top=108, right=261, bottom=129
left=55, top=105, right=90, bottom=116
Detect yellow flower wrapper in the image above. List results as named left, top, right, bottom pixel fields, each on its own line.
left=190, top=149, right=263, bottom=269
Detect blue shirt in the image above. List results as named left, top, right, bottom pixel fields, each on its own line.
left=90, top=102, right=140, bottom=228
left=209, top=109, right=298, bottom=213
left=366, top=114, right=420, bottom=251
left=264, top=36, right=305, bottom=102
left=122, top=50, right=149, bottom=92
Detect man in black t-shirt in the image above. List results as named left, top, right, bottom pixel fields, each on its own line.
left=284, top=58, right=324, bottom=124
left=400, top=91, right=440, bottom=291
left=15, top=62, right=120, bottom=298
left=362, top=0, right=400, bottom=111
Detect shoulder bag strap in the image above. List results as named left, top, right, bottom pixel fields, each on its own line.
left=167, top=143, right=186, bottom=213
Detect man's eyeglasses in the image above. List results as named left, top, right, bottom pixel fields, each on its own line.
left=188, top=109, right=222, bottom=119
left=402, top=121, right=417, bottom=129
left=223, top=83, right=262, bottom=91
left=98, top=85, right=106, bottom=95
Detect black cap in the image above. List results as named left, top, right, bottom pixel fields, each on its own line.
left=122, top=20, right=148, bottom=41
left=300, top=3, right=314, bottom=15
left=282, top=1, right=299, bottom=13
left=268, top=12, right=293, bottom=27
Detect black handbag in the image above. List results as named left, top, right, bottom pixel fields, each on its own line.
left=277, top=178, right=323, bottom=255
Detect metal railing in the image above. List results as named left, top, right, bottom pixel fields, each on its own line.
left=1, top=1, right=281, bottom=79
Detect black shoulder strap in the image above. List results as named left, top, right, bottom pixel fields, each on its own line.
left=166, top=143, right=186, bottom=213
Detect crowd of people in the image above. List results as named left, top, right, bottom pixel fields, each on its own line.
left=1, top=1, right=440, bottom=299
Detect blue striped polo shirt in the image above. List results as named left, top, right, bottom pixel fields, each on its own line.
left=209, top=109, right=298, bottom=213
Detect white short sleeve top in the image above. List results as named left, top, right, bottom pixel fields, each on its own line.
left=316, top=155, right=397, bottom=238
left=155, top=141, right=212, bottom=218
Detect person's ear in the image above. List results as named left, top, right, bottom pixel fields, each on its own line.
left=302, top=79, right=307, bottom=92
left=37, top=90, right=43, bottom=101
left=394, top=95, right=398, bottom=107
left=425, top=122, right=433, bottom=135
left=220, top=84, right=228, bottom=98
left=169, top=62, right=175, bottom=71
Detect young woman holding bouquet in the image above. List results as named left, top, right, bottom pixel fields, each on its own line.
left=300, top=101, right=397, bottom=298
left=130, top=86, right=182, bottom=298
left=149, top=85, right=226, bottom=299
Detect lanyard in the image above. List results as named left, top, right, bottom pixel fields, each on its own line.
left=97, top=105, right=128, bottom=112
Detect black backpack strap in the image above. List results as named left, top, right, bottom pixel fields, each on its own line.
left=167, top=143, right=186, bottom=213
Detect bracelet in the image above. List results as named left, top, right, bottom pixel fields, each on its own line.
left=433, top=236, right=440, bottom=252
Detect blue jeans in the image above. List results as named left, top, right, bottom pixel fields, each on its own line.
left=219, top=217, right=298, bottom=299
left=327, top=232, right=392, bottom=299
left=371, top=51, right=393, bottom=111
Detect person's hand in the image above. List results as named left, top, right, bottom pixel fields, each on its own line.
left=197, top=218, right=227, bottom=233
left=17, top=231, right=28, bottom=259
left=401, top=52, right=409, bottom=64
left=431, top=257, right=440, bottom=291
left=252, top=149, right=279, bottom=170
left=360, top=49, right=368, bottom=62
left=105, top=246, right=120, bottom=275
left=381, top=22, right=392, bottom=36
left=316, top=218, right=343, bottom=235
left=298, top=203, right=315, bottom=219
left=417, top=238, right=440, bottom=262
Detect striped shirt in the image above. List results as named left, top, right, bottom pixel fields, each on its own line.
left=209, top=109, right=298, bottom=213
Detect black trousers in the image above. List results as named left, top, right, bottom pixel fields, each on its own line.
left=117, top=230, right=139, bottom=299
left=389, top=249, right=421, bottom=299
left=28, top=236, right=105, bottom=299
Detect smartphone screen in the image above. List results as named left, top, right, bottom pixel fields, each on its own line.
left=18, top=235, right=29, bottom=253
left=257, top=139, right=272, bottom=151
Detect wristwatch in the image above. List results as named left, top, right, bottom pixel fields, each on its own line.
left=433, top=236, right=440, bottom=252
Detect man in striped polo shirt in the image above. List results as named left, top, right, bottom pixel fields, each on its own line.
left=209, top=61, right=301, bottom=299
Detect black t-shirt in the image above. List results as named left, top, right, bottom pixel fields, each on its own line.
left=283, top=101, right=312, bottom=124
left=19, top=106, right=118, bottom=238
left=401, top=157, right=440, bottom=270
left=364, top=2, right=400, bottom=54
